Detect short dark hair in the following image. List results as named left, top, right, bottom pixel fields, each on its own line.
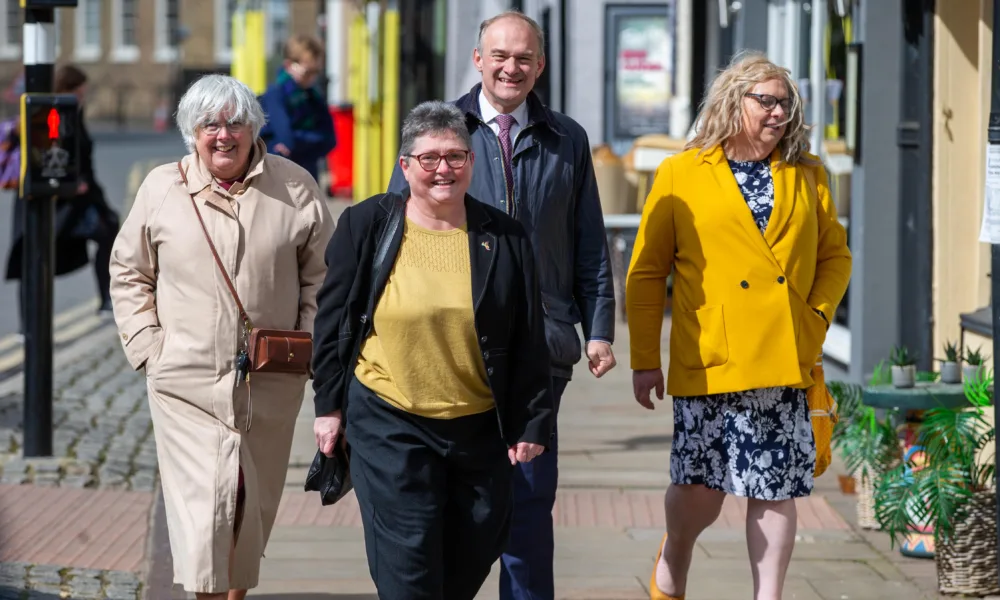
left=54, top=64, right=87, bottom=94
left=477, top=11, right=545, bottom=60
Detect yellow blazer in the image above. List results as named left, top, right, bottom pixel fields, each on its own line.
left=626, top=145, right=852, bottom=396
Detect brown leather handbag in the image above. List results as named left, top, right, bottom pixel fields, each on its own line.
left=178, top=161, right=313, bottom=376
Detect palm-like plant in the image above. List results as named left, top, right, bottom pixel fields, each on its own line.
left=830, top=362, right=902, bottom=482
left=873, top=372, right=996, bottom=545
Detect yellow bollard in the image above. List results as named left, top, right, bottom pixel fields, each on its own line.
left=380, top=2, right=400, bottom=191
left=353, top=13, right=371, bottom=202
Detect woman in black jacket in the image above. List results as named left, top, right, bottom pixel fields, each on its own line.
left=311, top=100, right=554, bottom=600
left=4, top=64, right=118, bottom=326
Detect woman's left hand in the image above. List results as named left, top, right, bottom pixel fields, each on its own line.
left=508, top=442, right=545, bottom=464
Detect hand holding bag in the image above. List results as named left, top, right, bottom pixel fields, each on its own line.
left=304, top=192, right=405, bottom=505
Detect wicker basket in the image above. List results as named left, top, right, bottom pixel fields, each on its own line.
left=855, top=468, right=880, bottom=530
left=936, top=489, right=1000, bottom=596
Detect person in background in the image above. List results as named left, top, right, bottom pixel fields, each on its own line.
left=626, top=52, right=852, bottom=600
left=259, top=34, right=336, bottom=183
left=4, top=64, right=119, bottom=329
left=390, top=12, right=617, bottom=599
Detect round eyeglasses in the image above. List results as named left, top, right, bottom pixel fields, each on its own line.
left=744, top=93, right=792, bottom=112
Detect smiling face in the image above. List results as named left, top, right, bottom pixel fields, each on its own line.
left=473, top=16, right=545, bottom=113
left=400, top=130, right=474, bottom=207
left=195, top=108, right=253, bottom=181
left=740, top=78, right=790, bottom=153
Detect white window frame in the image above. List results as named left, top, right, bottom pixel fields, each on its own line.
left=265, top=0, right=289, bottom=59
left=0, top=0, right=21, bottom=60
left=111, top=0, right=139, bottom=63
left=74, top=0, right=101, bottom=62
left=154, top=0, right=180, bottom=63
left=215, top=0, right=237, bottom=64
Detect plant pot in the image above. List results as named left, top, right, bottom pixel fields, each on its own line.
left=837, top=474, right=856, bottom=495
left=964, top=364, right=985, bottom=384
left=855, top=469, right=880, bottom=530
left=940, top=361, right=962, bottom=384
left=936, top=489, right=1000, bottom=596
left=891, top=365, right=916, bottom=388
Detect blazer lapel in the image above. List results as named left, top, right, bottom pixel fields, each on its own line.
left=704, top=146, right=778, bottom=267
left=763, top=150, right=797, bottom=249
left=465, top=198, right=497, bottom=313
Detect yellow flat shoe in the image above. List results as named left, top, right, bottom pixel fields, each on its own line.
left=650, top=532, right=685, bottom=600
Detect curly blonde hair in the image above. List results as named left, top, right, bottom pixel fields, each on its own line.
left=686, top=51, right=815, bottom=166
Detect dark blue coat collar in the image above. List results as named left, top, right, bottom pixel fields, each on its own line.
left=455, top=84, right=566, bottom=137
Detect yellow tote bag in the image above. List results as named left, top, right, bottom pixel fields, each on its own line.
left=808, top=354, right=838, bottom=478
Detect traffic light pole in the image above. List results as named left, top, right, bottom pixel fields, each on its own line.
left=21, top=6, right=56, bottom=458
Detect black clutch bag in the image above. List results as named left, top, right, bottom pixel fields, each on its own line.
left=303, top=443, right=353, bottom=506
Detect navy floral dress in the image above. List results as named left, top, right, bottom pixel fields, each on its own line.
left=669, top=158, right=816, bottom=501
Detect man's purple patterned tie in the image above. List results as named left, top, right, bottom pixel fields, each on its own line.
left=495, top=114, right=516, bottom=206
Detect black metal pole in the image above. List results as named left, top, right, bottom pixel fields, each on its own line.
left=21, top=7, right=55, bottom=458
left=989, top=0, right=1000, bottom=581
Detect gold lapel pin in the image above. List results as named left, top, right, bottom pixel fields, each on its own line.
left=482, top=240, right=491, bottom=251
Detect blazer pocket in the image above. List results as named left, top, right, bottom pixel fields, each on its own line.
left=672, top=305, right=730, bottom=370
left=797, top=307, right=828, bottom=367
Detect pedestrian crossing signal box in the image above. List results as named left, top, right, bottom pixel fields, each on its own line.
left=19, top=94, right=80, bottom=199
left=20, top=1, right=79, bottom=8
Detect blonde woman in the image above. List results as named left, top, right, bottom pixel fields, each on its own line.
left=626, top=52, right=852, bottom=600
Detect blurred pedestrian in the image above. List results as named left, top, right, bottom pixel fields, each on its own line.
left=109, top=74, right=334, bottom=600
left=312, top=100, right=554, bottom=599
left=259, top=34, right=336, bottom=183
left=4, top=64, right=118, bottom=332
left=390, top=12, right=617, bottom=599
left=626, top=52, right=852, bottom=600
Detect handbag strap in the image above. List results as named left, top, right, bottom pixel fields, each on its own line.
left=177, top=161, right=253, bottom=328
left=365, top=193, right=404, bottom=319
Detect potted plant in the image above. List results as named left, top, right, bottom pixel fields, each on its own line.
left=964, top=347, right=987, bottom=383
left=939, top=341, right=962, bottom=384
left=890, top=345, right=917, bottom=388
left=874, top=374, right=998, bottom=596
left=829, top=362, right=902, bottom=528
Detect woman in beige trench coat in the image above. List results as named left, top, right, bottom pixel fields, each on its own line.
left=109, top=75, right=334, bottom=599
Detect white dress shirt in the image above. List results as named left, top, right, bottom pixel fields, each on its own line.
left=479, top=90, right=529, bottom=145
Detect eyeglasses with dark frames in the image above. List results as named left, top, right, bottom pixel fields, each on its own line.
left=405, top=150, right=471, bottom=172
left=744, top=93, right=792, bottom=112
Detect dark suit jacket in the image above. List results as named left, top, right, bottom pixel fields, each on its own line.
left=311, top=192, right=555, bottom=447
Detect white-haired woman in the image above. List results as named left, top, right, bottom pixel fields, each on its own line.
left=626, top=53, right=852, bottom=600
left=109, top=74, right=334, bottom=599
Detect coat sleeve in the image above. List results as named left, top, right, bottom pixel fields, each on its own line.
left=625, top=159, right=676, bottom=371
left=109, top=173, right=164, bottom=370
left=511, top=227, right=555, bottom=446
left=572, top=130, right=616, bottom=343
left=806, top=163, right=852, bottom=323
left=297, top=178, right=336, bottom=336
left=312, top=207, right=359, bottom=416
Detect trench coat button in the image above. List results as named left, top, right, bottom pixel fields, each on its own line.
left=480, top=335, right=488, bottom=343
left=487, top=367, right=494, bottom=376
left=121, top=333, right=128, bottom=340
left=777, top=276, right=786, bottom=284
left=740, top=280, right=750, bottom=289
left=483, top=350, right=490, bottom=360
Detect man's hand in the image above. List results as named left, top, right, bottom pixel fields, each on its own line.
left=314, top=410, right=343, bottom=457
left=508, top=442, right=545, bottom=465
left=632, top=369, right=665, bottom=410
left=586, top=340, right=617, bottom=378
left=274, top=143, right=291, bottom=157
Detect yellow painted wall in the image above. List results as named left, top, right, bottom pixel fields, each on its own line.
left=933, top=0, right=992, bottom=362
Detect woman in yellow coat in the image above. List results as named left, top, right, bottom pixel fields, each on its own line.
left=626, top=52, right=852, bottom=600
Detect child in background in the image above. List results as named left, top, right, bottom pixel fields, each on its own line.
left=259, top=34, right=336, bottom=182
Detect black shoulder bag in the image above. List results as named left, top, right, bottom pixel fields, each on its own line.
left=304, top=193, right=405, bottom=506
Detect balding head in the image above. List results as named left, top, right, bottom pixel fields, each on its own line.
left=476, top=11, right=545, bottom=60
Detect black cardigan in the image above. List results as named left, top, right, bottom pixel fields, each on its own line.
left=311, top=192, right=554, bottom=447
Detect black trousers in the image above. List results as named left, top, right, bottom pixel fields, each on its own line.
left=346, top=377, right=512, bottom=600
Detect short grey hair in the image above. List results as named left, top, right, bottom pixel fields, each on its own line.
left=175, top=74, right=267, bottom=152
left=477, top=11, right=546, bottom=60
left=399, top=101, right=472, bottom=159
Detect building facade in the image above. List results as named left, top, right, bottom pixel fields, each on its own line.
left=0, top=0, right=322, bottom=125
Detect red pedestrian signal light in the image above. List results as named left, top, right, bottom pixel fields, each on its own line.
left=47, top=108, right=59, bottom=139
